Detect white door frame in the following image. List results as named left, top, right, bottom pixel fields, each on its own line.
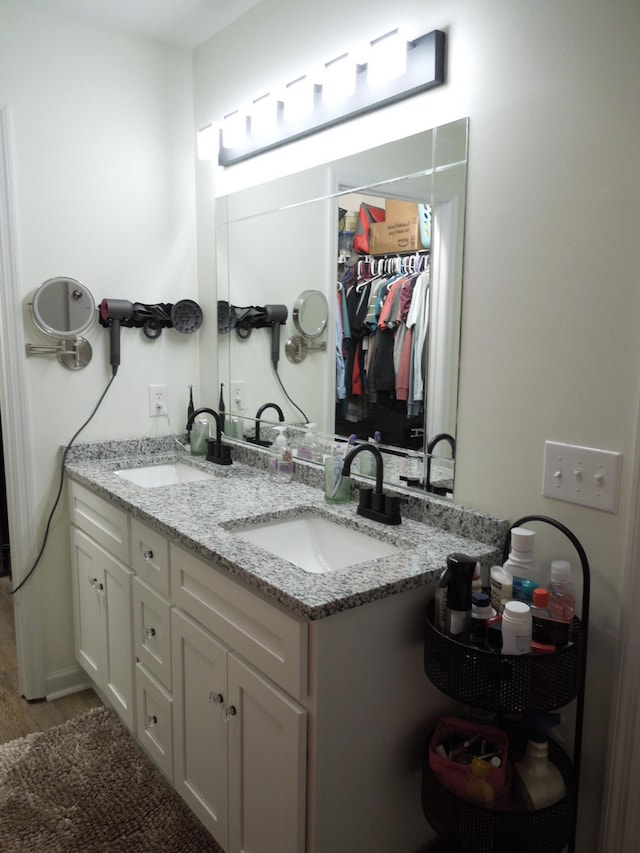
left=599, top=389, right=640, bottom=851
left=0, top=104, right=46, bottom=699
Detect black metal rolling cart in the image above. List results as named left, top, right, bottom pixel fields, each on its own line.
left=422, top=516, right=590, bottom=853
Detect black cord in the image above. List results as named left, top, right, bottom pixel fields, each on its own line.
left=11, top=374, right=116, bottom=596
left=273, top=366, right=309, bottom=424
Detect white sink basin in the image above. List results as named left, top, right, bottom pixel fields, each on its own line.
left=233, top=513, right=402, bottom=574
left=115, top=462, right=216, bottom=488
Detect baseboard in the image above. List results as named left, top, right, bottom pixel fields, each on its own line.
left=45, top=665, right=92, bottom=701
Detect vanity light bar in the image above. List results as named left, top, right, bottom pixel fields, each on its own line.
left=216, top=29, right=445, bottom=167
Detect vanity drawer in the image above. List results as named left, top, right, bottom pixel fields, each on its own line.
left=170, top=544, right=308, bottom=701
left=69, top=481, right=129, bottom=564
left=135, top=663, right=173, bottom=783
left=131, top=518, right=170, bottom=596
left=133, top=576, right=173, bottom=691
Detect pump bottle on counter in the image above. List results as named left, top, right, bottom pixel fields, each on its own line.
left=437, top=553, right=478, bottom=642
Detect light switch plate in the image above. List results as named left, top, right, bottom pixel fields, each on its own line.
left=542, top=441, right=622, bottom=513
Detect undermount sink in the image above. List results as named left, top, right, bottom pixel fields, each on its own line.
left=233, top=513, right=402, bottom=574
left=114, top=462, right=216, bottom=488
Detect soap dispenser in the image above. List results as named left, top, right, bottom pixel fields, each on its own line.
left=270, top=426, right=293, bottom=483
left=297, top=423, right=322, bottom=463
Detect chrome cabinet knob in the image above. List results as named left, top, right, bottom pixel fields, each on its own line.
left=209, top=692, right=224, bottom=705
left=225, top=705, right=237, bottom=720
left=143, top=549, right=154, bottom=562
left=146, top=714, right=158, bottom=728
left=145, top=627, right=156, bottom=640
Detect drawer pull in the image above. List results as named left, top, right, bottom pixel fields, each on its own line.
left=143, top=549, right=154, bottom=562
left=88, top=577, right=98, bottom=587
left=146, top=714, right=158, bottom=728
left=145, top=627, right=156, bottom=640
left=225, top=705, right=237, bottom=720
left=209, top=692, right=224, bottom=705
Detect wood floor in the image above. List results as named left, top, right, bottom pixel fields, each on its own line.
left=0, top=575, right=100, bottom=744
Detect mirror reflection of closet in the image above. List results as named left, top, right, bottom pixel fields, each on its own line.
left=216, top=117, right=468, bottom=498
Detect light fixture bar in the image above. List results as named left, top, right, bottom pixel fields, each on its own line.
left=218, top=29, right=445, bottom=167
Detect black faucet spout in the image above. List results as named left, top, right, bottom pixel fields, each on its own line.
left=342, top=444, right=384, bottom=493
left=186, top=407, right=232, bottom=465
left=187, top=407, right=223, bottom=443
left=249, top=403, right=285, bottom=447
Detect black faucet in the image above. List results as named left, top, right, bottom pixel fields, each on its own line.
left=247, top=403, right=285, bottom=447
left=186, top=407, right=232, bottom=466
left=342, top=444, right=402, bottom=525
left=426, top=433, right=456, bottom=495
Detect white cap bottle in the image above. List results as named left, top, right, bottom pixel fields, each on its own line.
left=504, top=527, right=540, bottom=602
left=501, top=600, right=532, bottom=655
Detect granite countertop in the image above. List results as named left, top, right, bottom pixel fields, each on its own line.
left=64, top=437, right=505, bottom=621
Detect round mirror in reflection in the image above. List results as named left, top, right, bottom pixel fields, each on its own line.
left=292, top=289, right=328, bottom=339
left=31, top=277, right=96, bottom=338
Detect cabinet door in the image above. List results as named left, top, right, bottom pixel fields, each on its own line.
left=172, top=608, right=229, bottom=852
left=102, top=551, right=135, bottom=731
left=227, top=653, right=307, bottom=853
left=71, top=527, right=106, bottom=682
left=70, top=526, right=134, bottom=730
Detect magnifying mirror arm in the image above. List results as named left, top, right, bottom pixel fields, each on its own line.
left=25, top=336, right=92, bottom=370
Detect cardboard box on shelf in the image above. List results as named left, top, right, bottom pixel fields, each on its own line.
left=369, top=216, right=421, bottom=255
left=384, top=199, right=420, bottom=221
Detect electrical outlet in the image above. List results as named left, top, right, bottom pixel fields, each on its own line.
left=148, top=384, right=168, bottom=417
left=230, top=380, right=246, bottom=411
left=542, top=440, right=622, bottom=513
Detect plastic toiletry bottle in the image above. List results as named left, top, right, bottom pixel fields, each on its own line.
left=297, top=423, right=322, bottom=463
left=464, top=757, right=495, bottom=807
left=324, top=442, right=352, bottom=504
left=270, top=426, right=293, bottom=483
left=501, top=600, right=532, bottom=655
left=513, top=714, right=566, bottom=809
left=359, top=431, right=381, bottom=478
left=438, top=553, right=478, bottom=642
left=190, top=417, right=210, bottom=456
left=470, top=592, right=496, bottom=648
left=490, top=565, right=513, bottom=614
left=548, top=559, right=576, bottom=626
left=519, top=578, right=539, bottom=605
left=531, top=587, right=549, bottom=617
left=504, top=527, right=540, bottom=602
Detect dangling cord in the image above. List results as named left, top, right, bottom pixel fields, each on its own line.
left=11, top=374, right=116, bottom=595
left=273, top=366, right=309, bottom=424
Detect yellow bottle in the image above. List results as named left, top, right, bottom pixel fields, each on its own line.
left=465, top=757, right=495, bottom=807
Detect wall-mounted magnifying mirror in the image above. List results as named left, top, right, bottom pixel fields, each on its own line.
left=286, top=289, right=328, bottom=363
left=26, top=277, right=96, bottom=369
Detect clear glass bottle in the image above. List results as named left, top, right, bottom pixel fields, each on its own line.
left=324, top=443, right=352, bottom=504
left=190, top=417, right=210, bottom=456
left=270, top=426, right=293, bottom=483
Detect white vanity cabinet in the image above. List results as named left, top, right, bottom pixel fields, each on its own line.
left=170, top=544, right=307, bottom=853
left=69, top=483, right=135, bottom=731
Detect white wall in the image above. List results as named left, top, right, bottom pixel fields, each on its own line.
left=0, top=1, right=198, bottom=690
left=194, top=0, right=640, bottom=849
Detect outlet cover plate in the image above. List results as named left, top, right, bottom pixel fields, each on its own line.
left=148, top=384, right=168, bottom=417
left=542, top=440, right=622, bottom=513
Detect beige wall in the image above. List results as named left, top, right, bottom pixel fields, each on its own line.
left=193, top=1, right=640, bottom=849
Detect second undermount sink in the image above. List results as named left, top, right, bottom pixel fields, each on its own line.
left=232, top=512, right=402, bottom=574
left=115, top=462, right=216, bottom=488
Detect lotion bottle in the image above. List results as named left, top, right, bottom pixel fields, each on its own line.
left=270, top=426, right=293, bottom=483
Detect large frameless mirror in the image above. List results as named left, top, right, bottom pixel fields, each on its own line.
left=216, top=117, right=468, bottom=499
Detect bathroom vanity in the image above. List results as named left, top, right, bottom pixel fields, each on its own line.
left=65, top=438, right=504, bottom=853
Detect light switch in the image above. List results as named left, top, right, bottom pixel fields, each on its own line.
left=542, top=441, right=622, bottom=513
